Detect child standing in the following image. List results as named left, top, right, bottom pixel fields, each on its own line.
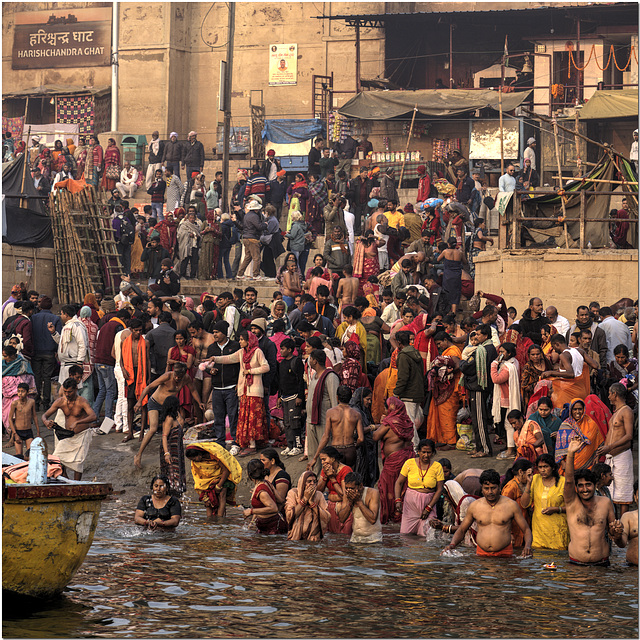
left=9, top=382, right=39, bottom=458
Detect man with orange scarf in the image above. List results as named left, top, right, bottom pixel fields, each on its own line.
left=373, top=397, right=415, bottom=523
left=427, top=332, right=462, bottom=449
left=122, top=319, right=149, bottom=444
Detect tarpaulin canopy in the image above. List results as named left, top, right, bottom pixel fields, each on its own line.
left=2, top=154, right=53, bottom=248
left=578, top=89, right=639, bottom=120
left=261, top=119, right=326, bottom=144
left=521, top=151, right=637, bottom=249
left=338, top=89, right=532, bottom=120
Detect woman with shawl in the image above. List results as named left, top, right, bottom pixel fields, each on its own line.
left=521, top=344, right=552, bottom=410
left=286, top=173, right=308, bottom=230
left=37, top=147, right=52, bottom=179
left=336, top=306, right=367, bottom=349
left=159, top=396, right=187, bottom=496
left=177, top=210, right=202, bottom=279
left=285, top=471, right=331, bottom=541
left=426, top=332, right=462, bottom=449
left=491, top=342, right=521, bottom=459
left=373, top=397, right=415, bottom=524
left=500, top=326, right=533, bottom=373
left=245, top=459, right=287, bottom=535
left=2, top=345, right=36, bottom=433
left=185, top=441, right=243, bottom=516
left=130, top=217, right=146, bottom=278
left=198, top=210, right=221, bottom=280
left=527, top=396, right=561, bottom=457
left=304, top=253, right=329, bottom=282
left=429, top=479, right=478, bottom=547
left=340, top=341, right=365, bottom=392
left=554, top=398, right=605, bottom=470
left=350, top=388, right=380, bottom=488
left=82, top=294, right=101, bottom=325
left=74, top=136, right=87, bottom=178
left=156, top=210, right=178, bottom=258
left=166, top=330, right=195, bottom=418
left=306, top=174, right=328, bottom=234
left=78, top=306, right=98, bottom=404
left=101, top=138, right=121, bottom=191
left=354, top=234, right=381, bottom=295
left=51, top=139, right=65, bottom=171
left=208, top=330, right=270, bottom=455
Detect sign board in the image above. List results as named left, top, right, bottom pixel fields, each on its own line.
left=496, top=190, right=514, bottom=217
left=268, top=44, right=297, bottom=86
left=216, top=125, right=250, bottom=155
left=12, top=7, right=112, bottom=70
left=469, top=119, right=520, bottom=160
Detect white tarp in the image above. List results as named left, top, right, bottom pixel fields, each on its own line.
left=22, top=123, right=79, bottom=147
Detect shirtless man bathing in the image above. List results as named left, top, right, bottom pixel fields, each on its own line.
left=188, top=320, right=215, bottom=421
left=133, top=362, right=204, bottom=469
left=443, top=469, right=532, bottom=558
left=308, top=385, right=364, bottom=470
left=597, top=383, right=634, bottom=516
left=611, top=483, right=638, bottom=566
left=564, top=436, right=617, bottom=566
left=42, top=378, right=97, bottom=480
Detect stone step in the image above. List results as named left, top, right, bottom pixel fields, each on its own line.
left=179, top=278, right=281, bottom=301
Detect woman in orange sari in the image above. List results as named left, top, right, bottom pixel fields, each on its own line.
left=371, top=348, right=399, bottom=424
left=546, top=335, right=591, bottom=409
left=426, top=332, right=462, bottom=449
left=554, top=398, right=604, bottom=471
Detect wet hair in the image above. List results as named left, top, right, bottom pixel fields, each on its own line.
left=502, top=458, right=533, bottom=487
left=320, top=446, right=343, bottom=462
left=62, top=378, right=78, bottom=390
left=247, top=459, right=269, bottom=480
left=150, top=475, right=171, bottom=491
left=168, top=299, right=182, bottom=312
left=189, top=319, right=204, bottom=331
left=506, top=409, right=524, bottom=423
left=172, top=362, right=187, bottom=376
left=438, top=458, right=452, bottom=471
left=574, top=468, right=596, bottom=485
left=535, top=453, right=560, bottom=482
left=17, top=382, right=30, bottom=391
left=174, top=329, right=189, bottom=342
left=479, top=469, right=501, bottom=486
left=550, top=334, right=566, bottom=345
left=417, top=438, right=436, bottom=453
left=343, top=471, right=363, bottom=486
left=537, top=396, right=553, bottom=409
left=160, top=396, right=180, bottom=422
left=261, top=447, right=285, bottom=471
left=591, top=463, right=612, bottom=483
left=3, top=345, right=17, bottom=357
left=343, top=265, right=353, bottom=276
left=337, top=385, right=353, bottom=404
left=500, top=342, right=517, bottom=359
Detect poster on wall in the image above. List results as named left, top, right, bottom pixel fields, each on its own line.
left=469, top=120, right=520, bottom=160
left=12, top=7, right=112, bottom=70
left=268, top=44, right=297, bottom=86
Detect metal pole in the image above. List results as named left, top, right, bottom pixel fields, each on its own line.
left=20, top=126, right=31, bottom=209
left=111, top=1, right=118, bottom=132
left=355, top=23, right=361, bottom=93
left=449, top=23, right=453, bottom=87
left=499, top=58, right=504, bottom=175
left=552, top=117, right=570, bottom=247
left=222, top=2, right=236, bottom=213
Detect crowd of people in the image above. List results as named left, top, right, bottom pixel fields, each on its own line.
left=2, top=130, right=637, bottom=564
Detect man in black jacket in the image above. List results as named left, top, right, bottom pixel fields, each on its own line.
left=308, top=137, right=324, bottom=177
left=459, top=323, right=497, bottom=457
left=519, top=297, right=551, bottom=339
left=394, top=330, right=425, bottom=448
left=162, top=132, right=184, bottom=179
left=278, top=337, right=305, bottom=455
left=147, top=168, right=166, bottom=221
left=183, top=130, right=205, bottom=197
left=146, top=131, right=165, bottom=190
left=261, top=149, right=282, bottom=181
left=267, top=169, right=287, bottom=220
left=423, top=271, right=450, bottom=319
left=208, top=321, right=241, bottom=452
left=348, top=166, right=373, bottom=234
left=149, top=258, right=180, bottom=299
left=145, top=312, right=176, bottom=381
left=141, top=236, right=170, bottom=285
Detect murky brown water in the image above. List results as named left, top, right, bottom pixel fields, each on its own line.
left=3, top=497, right=638, bottom=638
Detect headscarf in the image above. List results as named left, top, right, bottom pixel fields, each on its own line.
left=384, top=348, right=400, bottom=398
left=285, top=471, right=329, bottom=541
left=185, top=442, right=243, bottom=490
left=340, top=341, right=362, bottom=390
left=381, top=397, right=415, bottom=441
left=350, top=387, right=373, bottom=427
left=242, top=331, right=260, bottom=389
left=185, top=297, right=195, bottom=311
left=528, top=407, right=561, bottom=454
left=79, top=306, right=92, bottom=318
left=501, top=328, right=533, bottom=371
left=291, top=173, right=307, bottom=190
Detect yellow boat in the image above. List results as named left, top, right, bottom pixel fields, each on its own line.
left=3, top=477, right=112, bottom=599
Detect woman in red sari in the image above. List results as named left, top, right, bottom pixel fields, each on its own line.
left=166, top=330, right=196, bottom=419
left=501, top=326, right=533, bottom=373
left=244, top=459, right=287, bottom=534
left=101, top=138, right=121, bottom=192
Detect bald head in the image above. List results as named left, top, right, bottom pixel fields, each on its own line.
left=545, top=306, right=558, bottom=322
left=415, top=251, right=425, bottom=263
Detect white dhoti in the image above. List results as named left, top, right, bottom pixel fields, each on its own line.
left=402, top=400, right=424, bottom=450
left=605, top=448, right=634, bottom=504
left=53, top=414, right=94, bottom=474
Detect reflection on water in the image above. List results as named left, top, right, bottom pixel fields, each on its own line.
left=3, top=498, right=638, bottom=638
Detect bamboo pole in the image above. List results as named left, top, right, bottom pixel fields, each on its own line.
left=579, top=190, right=586, bottom=250
left=399, top=105, right=418, bottom=189
left=552, top=176, right=639, bottom=186
left=19, top=126, right=31, bottom=208
left=552, top=117, right=570, bottom=248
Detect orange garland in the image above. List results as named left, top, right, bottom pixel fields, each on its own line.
left=568, top=43, right=638, bottom=76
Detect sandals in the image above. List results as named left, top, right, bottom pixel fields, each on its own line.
left=496, top=450, right=517, bottom=460
left=298, top=454, right=308, bottom=462
left=470, top=451, right=490, bottom=458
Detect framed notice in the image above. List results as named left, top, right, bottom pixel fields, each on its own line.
left=469, top=120, right=520, bottom=160
left=269, top=44, right=297, bottom=86
left=12, top=7, right=112, bottom=70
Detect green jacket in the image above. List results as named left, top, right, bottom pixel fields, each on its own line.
left=394, top=345, right=425, bottom=403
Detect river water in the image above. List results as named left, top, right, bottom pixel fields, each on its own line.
left=4, top=497, right=638, bottom=639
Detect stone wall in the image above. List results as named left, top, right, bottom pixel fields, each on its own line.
left=474, top=248, right=638, bottom=320
left=2, top=243, right=56, bottom=302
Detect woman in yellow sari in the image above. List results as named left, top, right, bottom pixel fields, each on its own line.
left=426, top=332, right=462, bottom=449
left=336, top=306, right=367, bottom=349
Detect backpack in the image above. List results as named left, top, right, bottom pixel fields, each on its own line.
left=119, top=217, right=135, bottom=246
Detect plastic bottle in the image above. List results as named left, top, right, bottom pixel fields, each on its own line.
left=27, top=437, right=48, bottom=484
left=587, top=241, right=592, bottom=249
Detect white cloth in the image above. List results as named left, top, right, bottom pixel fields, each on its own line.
left=350, top=487, right=383, bottom=544
left=630, top=140, right=638, bottom=163
left=605, top=448, right=634, bottom=503
left=563, top=347, right=584, bottom=378
left=403, top=400, right=424, bottom=450
left=551, top=314, right=571, bottom=337
left=381, top=302, right=402, bottom=330
left=524, top=146, right=536, bottom=170
left=113, top=330, right=129, bottom=432
left=223, top=305, right=238, bottom=338
left=344, top=209, right=355, bottom=256
left=599, top=316, right=633, bottom=364
left=53, top=318, right=88, bottom=384
left=491, top=358, right=521, bottom=426
left=53, top=418, right=94, bottom=474
left=146, top=162, right=162, bottom=190
left=498, top=173, right=516, bottom=193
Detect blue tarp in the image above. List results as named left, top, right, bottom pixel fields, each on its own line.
left=262, top=119, right=326, bottom=144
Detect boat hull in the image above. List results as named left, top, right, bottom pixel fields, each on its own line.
left=3, top=482, right=111, bottom=599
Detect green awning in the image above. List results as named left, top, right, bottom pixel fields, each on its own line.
left=338, top=89, right=532, bottom=120
left=578, top=89, right=638, bottom=120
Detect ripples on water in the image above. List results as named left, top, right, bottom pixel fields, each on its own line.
left=3, top=498, right=638, bottom=638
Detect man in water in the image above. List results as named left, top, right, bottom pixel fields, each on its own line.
left=308, top=385, right=364, bottom=470
left=133, top=363, right=204, bottom=469
left=442, top=469, right=532, bottom=558
left=564, top=436, right=616, bottom=566
left=611, top=483, right=638, bottom=565
left=597, top=383, right=634, bottom=516
left=42, top=378, right=97, bottom=480
left=338, top=471, right=382, bottom=544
